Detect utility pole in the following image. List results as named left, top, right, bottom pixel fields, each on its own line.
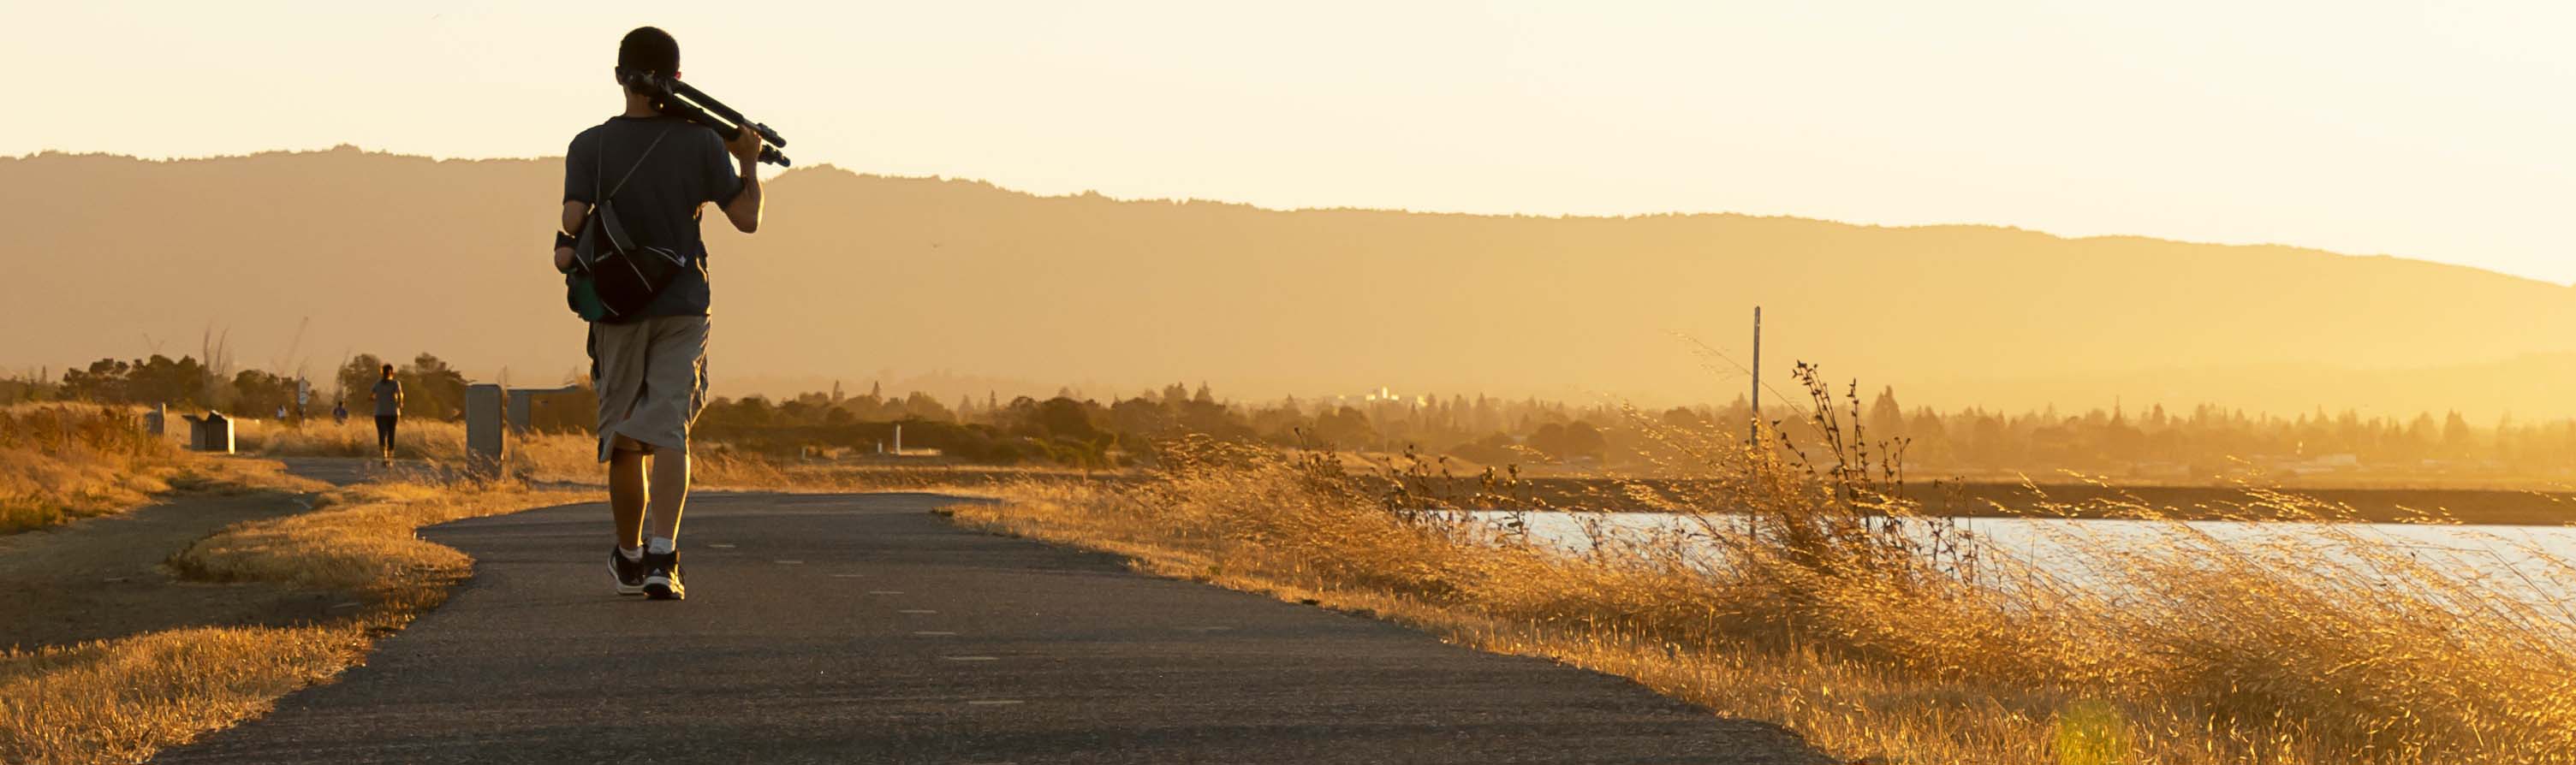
left=1750, top=305, right=1762, bottom=447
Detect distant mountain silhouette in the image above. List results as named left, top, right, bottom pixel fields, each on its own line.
left=7, top=146, right=2573, bottom=417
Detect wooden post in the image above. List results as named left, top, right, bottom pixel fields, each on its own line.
left=1750, top=306, right=1762, bottom=447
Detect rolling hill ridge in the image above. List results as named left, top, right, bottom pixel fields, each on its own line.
left=5, top=147, right=2569, bottom=417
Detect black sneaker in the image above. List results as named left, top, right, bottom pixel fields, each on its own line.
left=642, top=551, right=685, bottom=601
left=610, top=548, right=647, bottom=596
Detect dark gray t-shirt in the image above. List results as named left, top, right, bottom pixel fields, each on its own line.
left=371, top=379, right=402, bottom=417
left=563, top=116, right=746, bottom=318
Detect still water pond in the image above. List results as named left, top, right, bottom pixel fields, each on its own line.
left=1464, top=510, right=2576, bottom=613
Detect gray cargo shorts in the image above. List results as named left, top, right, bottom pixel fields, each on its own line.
left=591, top=315, right=710, bottom=462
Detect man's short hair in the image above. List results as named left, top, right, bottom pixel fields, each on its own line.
left=381, top=364, right=395, bottom=374
left=618, top=27, right=680, bottom=79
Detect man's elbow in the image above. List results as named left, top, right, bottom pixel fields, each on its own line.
left=561, top=201, right=589, bottom=234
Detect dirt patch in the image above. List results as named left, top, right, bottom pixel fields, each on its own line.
left=0, top=491, right=345, bottom=650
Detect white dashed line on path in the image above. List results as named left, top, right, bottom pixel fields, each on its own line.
left=913, top=631, right=959, bottom=637
left=966, top=700, right=1023, bottom=706
left=898, top=609, right=938, bottom=614
left=942, top=655, right=999, bottom=661
left=774, top=560, right=804, bottom=565
left=867, top=590, right=904, bottom=595
left=707, top=543, right=737, bottom=549
left=830, top=573, right=865, bottom=578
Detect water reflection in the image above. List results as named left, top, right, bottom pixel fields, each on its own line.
left=1463, top=510, right=2576, bottom=615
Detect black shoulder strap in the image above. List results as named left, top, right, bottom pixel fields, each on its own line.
left=596, top=126, right=676, bottom=204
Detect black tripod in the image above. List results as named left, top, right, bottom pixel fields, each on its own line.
left=622, top=71, right=793, bottom=167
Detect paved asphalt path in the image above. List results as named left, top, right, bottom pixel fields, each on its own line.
left=157, top=493, right=1832, bottom=764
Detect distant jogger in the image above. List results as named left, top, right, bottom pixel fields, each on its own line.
left=370, top=365, right=403, bottom=463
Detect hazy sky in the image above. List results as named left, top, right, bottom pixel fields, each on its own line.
left=15, top=2, right=2576, bottom=283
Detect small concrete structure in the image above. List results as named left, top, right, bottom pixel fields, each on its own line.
left=181, top=412, right=234, bottom=454
left=506, top=386, right=580, bottom=435
left=143, top=403, right=166, bottom=436
left=465, top=384, right=508, bottom=476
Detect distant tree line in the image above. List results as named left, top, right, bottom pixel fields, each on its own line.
left=1847, top=387, right=2576, bottom=479
left=692, top=382, right=2576, bottom=477
left=15, top=352, right=473, bottom=421
left=17, top=351, right=2576, bottom=478
left=686, top=382, right=1645, bottom=468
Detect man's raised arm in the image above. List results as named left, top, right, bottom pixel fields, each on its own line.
left=721, top=128, right=764, bottom=234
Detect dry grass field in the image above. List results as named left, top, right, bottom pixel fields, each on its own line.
left=230, top=415, right=468, bottom=462
left=0, top=477, right=580, bottom=765
left=234, top=416, right=1081, bottom=495
left=0, top=406, right=316, bottom=534
left=0, top=406, right=181, bottom=533
left=950, top=383, right=2576, bottom=764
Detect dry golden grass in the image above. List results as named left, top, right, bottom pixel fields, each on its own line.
left=952, top=412, right=2576, bottom=765
left=239, top=418, right=601, bottom=487
left=232, top=416, right=468, bottom=461
left=238, top=416, right=1072, bottom=496
left=170, top=481, right=586, bottom=600
left=504, top=429, right=1107, bottom=495
left=0, top=626, right=365, bottom=765
left=0, top=405, right=328, bottom=534
left=498, top=429, right=823, bottom=489
left=0, top=477, right=581, bottom=765
left=0, top=405, right=192, bottom=533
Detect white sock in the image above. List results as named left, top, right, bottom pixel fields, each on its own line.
left=646, top=537, right=675, bottom=554
left=617, top=545, right=643, bottom=562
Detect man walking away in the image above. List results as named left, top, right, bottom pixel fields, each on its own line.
left=370, top=364, right=402, bottom=465
left=556, top=27, right=766, bottom=601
